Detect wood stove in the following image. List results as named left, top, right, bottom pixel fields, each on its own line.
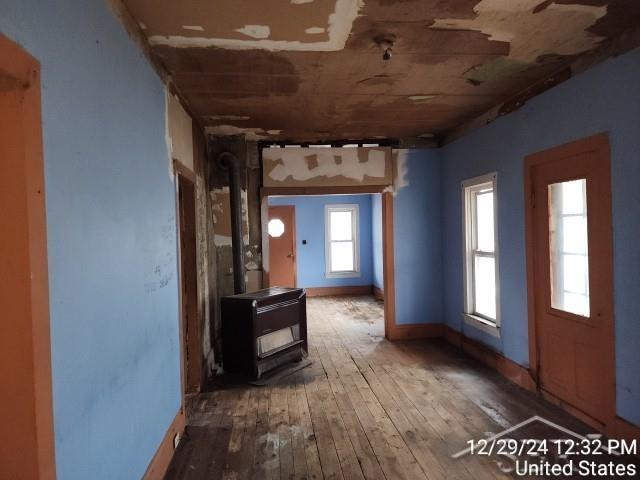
left=221, top=287, right=307, bottom=379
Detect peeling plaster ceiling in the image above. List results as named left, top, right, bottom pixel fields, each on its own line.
left=124, top=0, right=640, bottom=141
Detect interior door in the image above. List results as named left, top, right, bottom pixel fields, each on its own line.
left=178, top=173, right=201, bottom=393
left=527, top=134, right=615, bottom=426
left=268, top=206, right=296, bottom=288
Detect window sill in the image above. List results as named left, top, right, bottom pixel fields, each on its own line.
left=463, top=313, right=501, bottom=338
left=326, top=271, right=360, bottom=279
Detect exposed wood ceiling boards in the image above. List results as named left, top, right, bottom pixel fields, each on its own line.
left=122, top=0, right=640, bottom=142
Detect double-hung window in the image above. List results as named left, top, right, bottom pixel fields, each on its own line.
left=325, top=204, right=360, bottom=277
left=463, top=173, right=500, bottom=334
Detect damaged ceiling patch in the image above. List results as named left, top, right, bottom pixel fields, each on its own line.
left=408, top=95, right=436, bottom=104
left=263, top=147, right=392, bottom=186
left=235, top=25, right=271, bottom=39
left=431, top=0, right=607, bottom=63
left=207, top=115, right=251, bottom=121
left=148, top=0, right=364, bottom=51
left=205, top=124, right=281, bottom=140
left=465, top=57, right=529, bottom=84
left=123, top=0, right=640, bottom=141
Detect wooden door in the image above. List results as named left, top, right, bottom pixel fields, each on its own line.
left=177, top=172, right=201, bottom=393
left=526, top=134, right=615, bottom=426
left=268, top=206, right=297, bottom=287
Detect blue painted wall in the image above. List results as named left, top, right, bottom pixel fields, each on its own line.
left=269, top=195, right=373, bottom=288
left=371, top=194, right=384, bottom=291
left=394, top=150, right=443, bottom=325
left=0, top=1, right=182, bottom=478
left=441, top=47, right=640, bottom=426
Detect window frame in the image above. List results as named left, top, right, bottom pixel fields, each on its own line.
left=462, top=173, right=501, bottom=337
left=325, top=204, right=360, bottom=278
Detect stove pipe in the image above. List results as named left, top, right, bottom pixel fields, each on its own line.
left=218, top=152, right=246, bottom=294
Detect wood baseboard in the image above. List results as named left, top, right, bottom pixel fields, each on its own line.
left=373, top=286, right=384, bottom=301
left=443, top=326, right=640, bottom=440
left=143, top=408, right=186, bottom=480
left=444, top=326, right=537, bottom=392
left=539, top=389, right=605, bottom=431
left=387, top=323, right=444, bottom=341
left=305, top=285, right=373, bottom=297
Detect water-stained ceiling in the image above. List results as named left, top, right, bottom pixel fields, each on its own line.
left=123, top=0, right=640, bottom=142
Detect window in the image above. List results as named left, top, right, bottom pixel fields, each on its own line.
left=548, top=179, right=590, bottom=317
left=463, top=173, right=500, bottom=333
left=325, top=204, right=359, bottom=277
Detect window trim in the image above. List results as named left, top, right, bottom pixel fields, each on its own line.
left=325, top=204, right=360, bottom=278
left=462, top=173, right=501, bottom=336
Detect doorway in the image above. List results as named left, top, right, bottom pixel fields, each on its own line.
left=268, top=205, right=297, bottom=288
left=525, top=133, right=615, bottom=428
left=175, top=165, right=201, bottom=394
left=263, top=190, right=397, bottom=339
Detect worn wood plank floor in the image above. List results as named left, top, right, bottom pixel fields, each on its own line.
left=166, top=296, right=637, bottom=479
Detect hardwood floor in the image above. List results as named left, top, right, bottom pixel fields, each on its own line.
left=166, top=296, right=637, bottom=479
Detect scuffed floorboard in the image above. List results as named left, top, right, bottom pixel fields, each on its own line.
left=166, top=296, right=637, bottom=479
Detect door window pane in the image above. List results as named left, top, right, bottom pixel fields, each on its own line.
left=330, top=242, right=354, bottom=271
left=563, top=254, right=588, bottom=295
left=474, top=255, right=496, bottom=319
left=330, top=211, right=352, bottom=241
left=563, top=293, right=590, bottom=317
left=560, top=180, right=585, bottom=214
left=562, top=216, right=587, bottom=254
left=549, top=179, right=590, bottom=316
left=476, top=191, right=494, bottom=252
left=268, top=218, right=285, bottom=238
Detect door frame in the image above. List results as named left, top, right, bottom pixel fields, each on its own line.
left=0, top=34, right=56, bottom=479
left=267, top=205, right=297, bottom=288
left=174, top=161, right=202, bottom=396
left=524, top=132, right=616, bottom=430
left=260, top=187, right=397, bottom=339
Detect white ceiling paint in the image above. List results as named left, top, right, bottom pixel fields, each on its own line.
left=431, top=0, right=607, bottom=63
left=148, top=0, right=364, bottom=51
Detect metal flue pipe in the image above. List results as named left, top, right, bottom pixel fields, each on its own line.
left=217, top=152, right=246, bottom=294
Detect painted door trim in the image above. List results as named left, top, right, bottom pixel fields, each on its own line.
left=0, top=34, right=56, bottom=479
left=381, top=192, right=397, bottom=339
left=174, top=160, right=202, bottom=396
left=524, top=132, right=616, bottom=432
